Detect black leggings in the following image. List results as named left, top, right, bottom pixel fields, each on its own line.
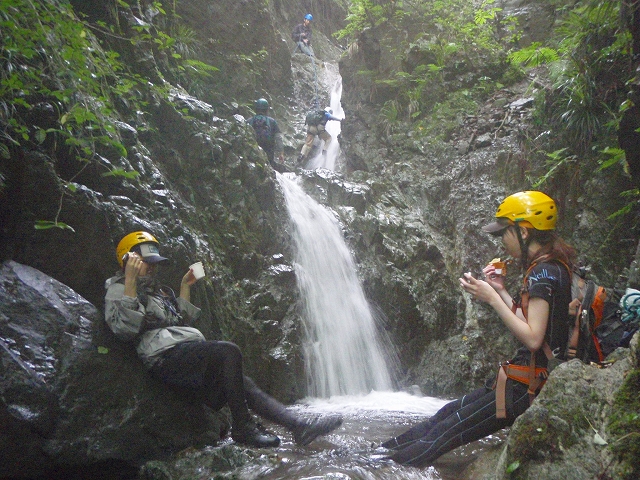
left=149, top=340, right=300, bottom=430
left=389, top=380, right=531, bottom=468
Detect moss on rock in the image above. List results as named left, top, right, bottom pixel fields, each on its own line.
left=608, top=368, right=640, bottom=479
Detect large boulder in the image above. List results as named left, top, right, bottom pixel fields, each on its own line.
left=0, top=261, right=227, bottom=478
left=490, top=336, right=638, bottom=479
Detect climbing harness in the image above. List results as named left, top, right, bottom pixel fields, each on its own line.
left=493, top=256, right=568, bottom=419
left=494, top=360, right=549, bottom=419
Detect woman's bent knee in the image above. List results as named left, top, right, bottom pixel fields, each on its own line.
left=212, top=340, right=243, bottom=363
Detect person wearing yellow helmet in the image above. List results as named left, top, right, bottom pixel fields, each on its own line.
left=105, top=231, right=342, bottom=449
left=482, top=190, right=569, bottom=273
left=116, top=231, right=168, bottom=268
left=485, top=190, right=558, bottom=230
left=384, top=191, right=576, bottom=469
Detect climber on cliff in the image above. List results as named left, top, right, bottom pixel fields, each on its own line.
left=292, top=13, right=315, bottom=57
left=382, top=191, right=574, bottom=469
left=247, top=98, right=287, bottom=173
left=297, top=106, right=342, bottom=165
left=104, top=231, right=342, bottom=449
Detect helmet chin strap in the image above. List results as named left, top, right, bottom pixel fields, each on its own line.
left=514, top=221, right=531, bottom=271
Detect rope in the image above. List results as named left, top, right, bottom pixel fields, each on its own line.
left=312, top=53, right=319, bottom=106
left=292, top=41, right=320, bottom=106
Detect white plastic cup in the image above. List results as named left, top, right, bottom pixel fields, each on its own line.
left=190, top=261, right=205, bottom=280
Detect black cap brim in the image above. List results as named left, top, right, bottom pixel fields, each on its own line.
left=142, top=255, right=169, bottom=264
left=137, top=242, right=168, bottom=264
left=482, top=218, right=511, bottom=235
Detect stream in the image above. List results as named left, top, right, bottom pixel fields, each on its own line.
left=195, top=391, right=507, bottom=479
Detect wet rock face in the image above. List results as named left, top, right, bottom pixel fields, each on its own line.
left=335, top=1, right=633, bottom=398
left=0, top=106, right=302, bottom=392
left=0, top=260, right=228, bottom=477
left=496, top=0, right=558, bottom=47
left=0, top=0, right=304, bottom=403
left=338, top=60, right=537, bottom=395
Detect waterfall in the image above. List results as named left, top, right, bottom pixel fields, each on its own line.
left=278, top=175, right=394, bottom=398
left=306, top=77, right=343, bottom=171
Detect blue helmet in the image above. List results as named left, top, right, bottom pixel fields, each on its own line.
left=304, top=13, right=313, bottom=21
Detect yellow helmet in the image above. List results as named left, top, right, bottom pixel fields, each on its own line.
left=116, top=231, right=167, bottom=267
left=483, top=191, right=557, bottom=233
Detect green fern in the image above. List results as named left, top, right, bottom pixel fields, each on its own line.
left=508, top=43, right=559, bottom=67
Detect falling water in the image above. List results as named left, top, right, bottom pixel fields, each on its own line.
left=305, top=76, right=343, bottom=171
left=279, top=175, right=394, bottom=397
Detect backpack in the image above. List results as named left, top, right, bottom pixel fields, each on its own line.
left=493, top=262, right=639, bottom=419
left=305, top=109, right=325, bottom=126
left=250, top=115, right=275, bottom=149
left=568, top=274, right=640, bottom=363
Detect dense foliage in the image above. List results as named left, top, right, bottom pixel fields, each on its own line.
left=0, top=0, right=216, bottom=230
left=337, top=0, right=637, bottom=214
left=516, top=1, right=635, bottom=208
left=336, top=0, right=521, bottom=146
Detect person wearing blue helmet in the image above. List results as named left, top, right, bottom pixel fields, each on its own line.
left=292, top=13, right=314, bottom=57
left=297, top=106, right=342, bottom=164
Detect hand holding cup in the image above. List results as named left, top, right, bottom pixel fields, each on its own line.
left=182, top=261, right=205, bottom=287
left=489, top=258, right=507, bottom=277
left=482, top=258, right=508, bottom=292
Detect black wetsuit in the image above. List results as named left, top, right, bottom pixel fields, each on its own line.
left=105, top=276, right=301, bottom=434
left=149, top=340, right=300, bottom=430
left=386, top=260, right=572, bottom=468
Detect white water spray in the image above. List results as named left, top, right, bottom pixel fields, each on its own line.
left=306, top=76, right=343, bottom=171
left=279, top=175, right=394, bottom=398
